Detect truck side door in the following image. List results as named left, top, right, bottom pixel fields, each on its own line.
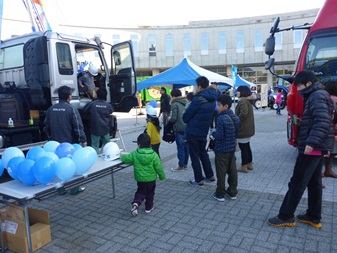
left=109, top=41, right=138, bottom=112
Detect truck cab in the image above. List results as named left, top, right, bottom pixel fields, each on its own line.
left=0, top=31, right=138, bottom=148
left=264, top=0, right=337, bottom=146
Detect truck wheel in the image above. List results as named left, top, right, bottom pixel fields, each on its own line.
left=272, top=103, right=278, bottom=110
left=254, top=100, right=262, bottom=109
left=281, top=102, right=286, bottom=109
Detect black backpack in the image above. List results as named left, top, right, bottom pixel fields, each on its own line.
left=162, top=121, right=175, bottom=143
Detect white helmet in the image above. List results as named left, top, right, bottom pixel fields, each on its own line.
left=103, top=142, right=117, bottom=156
left=146, top=106, right=157, bottom=117
left=88, top=64, right=98, bottom=76
left=104, top=143, right=120, bottom=161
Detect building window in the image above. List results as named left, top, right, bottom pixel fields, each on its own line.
left=166, top=34, right=173, bottom=57
left=236, top=31, right=244, bottom=53
left=112, top=34, right=120, bottom=45
left=218, top=32, right=226, bottom=54
left=183, top=33, right=191, bottom=56
left=131, top=34, right=139, bottom=57
left=148, top=34, right=156, bottom=57
left=201, top=33, right=208, bottom=55
left=254, top=29, right=263, bottom=52
left=275, top=33, right=282, bottom=50
left=294, top=29, right=303, bottom=48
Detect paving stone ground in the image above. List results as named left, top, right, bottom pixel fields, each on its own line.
left=6, top=107, right=337, bottom=253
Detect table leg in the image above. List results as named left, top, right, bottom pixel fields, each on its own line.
left=24, top=206, right=33, bottom=253
left=111, top=172, right=115, bottom=198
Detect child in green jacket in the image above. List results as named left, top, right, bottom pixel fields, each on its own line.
left=121, top=133, right=165, bottom=217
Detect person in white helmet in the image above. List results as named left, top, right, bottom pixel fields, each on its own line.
left=78, top=64, right=98, bottom=99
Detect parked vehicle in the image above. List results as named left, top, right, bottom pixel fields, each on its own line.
left=0, top=1, right=137, bottom=148
left=264, top=0, right=336, bottom=146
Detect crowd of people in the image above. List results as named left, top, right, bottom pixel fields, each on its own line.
left=49, top=71, right=337, bottom=227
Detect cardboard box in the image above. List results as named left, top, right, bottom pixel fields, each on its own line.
left=0, top=206, right=51, bottom=253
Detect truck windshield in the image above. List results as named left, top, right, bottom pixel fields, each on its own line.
left=305, top=34, right=337, bottom=82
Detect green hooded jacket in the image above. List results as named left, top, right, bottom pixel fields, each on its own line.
left=121, top=148, right=166, bottom=182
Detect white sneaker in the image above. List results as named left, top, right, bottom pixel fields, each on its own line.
left=145, top=206, right=154, bottom=213
left=131, top=203, right=138, bottom=217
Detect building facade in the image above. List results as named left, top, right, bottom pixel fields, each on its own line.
left=2, top=9, right=319, bottom=85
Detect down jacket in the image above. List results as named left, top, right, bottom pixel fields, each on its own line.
left=297, top=82, right=334, bottom=153
left=121, top=148, right=166, bottom=182
left=212, top=109, right=240, bottom=153
left=183, top=87, right=217, bottom=138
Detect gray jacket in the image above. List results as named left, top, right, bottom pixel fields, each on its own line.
left=169, top=96, right=187, bottom=133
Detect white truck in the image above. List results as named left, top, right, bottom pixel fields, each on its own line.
left=0, top=31, right=138, bottom=148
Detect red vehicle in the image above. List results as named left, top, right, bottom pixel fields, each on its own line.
left=264, top=0, right=337, bottom=146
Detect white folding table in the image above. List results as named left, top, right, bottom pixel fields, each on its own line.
left=0, top=157, right=130, bottom=253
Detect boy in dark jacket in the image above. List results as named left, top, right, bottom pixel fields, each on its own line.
left=268, top=71, right=334, bottom=228
left=211, top=95, right=240, bottom=201
left=121, top=133, right=165, bottom=217
left=83, top=88, right=114, bottom=154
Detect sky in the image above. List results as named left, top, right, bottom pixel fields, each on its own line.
left=1, top=0, right=326, bottom=34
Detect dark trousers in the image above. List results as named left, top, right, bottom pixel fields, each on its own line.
left=238, top=142, right=252, bottom=165
left=215, top=152, right=238, bottom=196
left=188, top=135, right=214, bottom=182
left=133, top=181, right=156, bottom=210
left=278, top=153, right=323, bottom=220
left=151, top=143, right=160, bottom=158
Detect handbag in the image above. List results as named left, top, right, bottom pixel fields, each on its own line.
left=162, top=121, right=175, bottom=143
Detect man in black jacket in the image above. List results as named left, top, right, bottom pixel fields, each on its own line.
left=44, top=85, right=87, bottom=195
left=268, top=71, right=333, bottom=228
left=83, top=88, right=114, bottom=153
left=159, top=87, right=171, bottom=126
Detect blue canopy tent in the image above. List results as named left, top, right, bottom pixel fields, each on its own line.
left=137, top=57, right=233, bottom=91
left=234, top=75, right=257, bottom=88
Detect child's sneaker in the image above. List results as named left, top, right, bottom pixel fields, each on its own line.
left=204, top=176, right=216, bottom=183
left=188, top=180, right=204, bottom=187
left=131, top=203, right=138, bottom=217
left=226, top=193, right=237, bottom=200
left=212, top=192, right=225, bottom=202
left=145, top=205, right=154, bottom=214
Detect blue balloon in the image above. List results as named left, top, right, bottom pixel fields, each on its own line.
left=43, top=141, right=60, bottom=153
left=2, top=147, right=25, bottom=168
left=17, top=159, right=36, bottom=185
left=0, top=159, right=4, bottom=177
left=55, top=142, right=75, bottom=159
left=55, top=158, right=76, bottom=181
left=72, top=143, right=83, bottom=151
left=26, top=146, right=45, bottom=161
left=72, top=146, right=97, bottom=175
left=6, top=157, right=25, bottom=180
left=38, top=152, right=59, bottom=163
left=33, top=157, right=57, bottom=185
left=149, top=100, right=157, bottom=108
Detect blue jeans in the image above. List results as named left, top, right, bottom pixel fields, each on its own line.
left=278, top=153, right=323, bottom=220
left=175, top=132, right=189, bottom=168
left=276, top=103, right=281, bottom=114
left=188, top=135, right=214, bottom=182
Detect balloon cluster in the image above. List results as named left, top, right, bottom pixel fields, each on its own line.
left=0, top=141, right=97, bottom=186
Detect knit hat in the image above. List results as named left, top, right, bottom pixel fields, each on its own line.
left=146, top=105, right=157, bottom=117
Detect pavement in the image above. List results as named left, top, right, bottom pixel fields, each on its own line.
left=13, top=107, right=337, bottom=252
